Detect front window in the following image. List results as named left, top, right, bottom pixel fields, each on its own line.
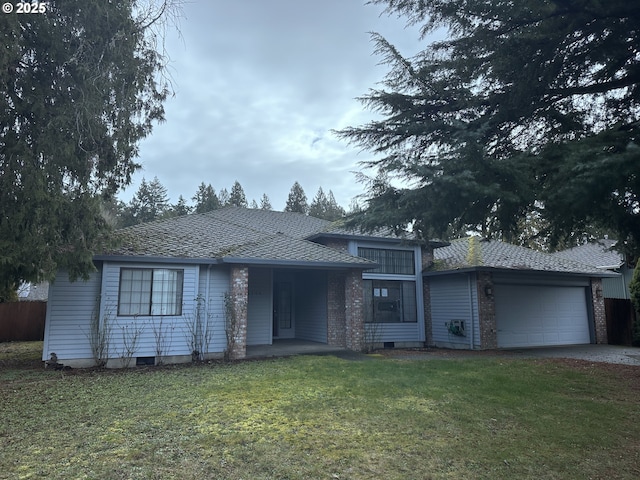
left=358, top=248, right=415, bottom=275
left=118, top=268, right=183, bottom=316
left=363, top=280, right=417, bottom=323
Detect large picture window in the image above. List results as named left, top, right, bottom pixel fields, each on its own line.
left=358, top=248, right=415, bottom=275
left=118, top=268, right=184, bottom=316
left=363, top=280, right=417, bottom=323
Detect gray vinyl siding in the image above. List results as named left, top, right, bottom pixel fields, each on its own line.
left=295, top=271, right=328, bottom=343
left=365, top=321, right=422, bottom=343
left=100, top=262, right=200, bottom=358
left=602, top=267, right=633, bottom=299
left=247, top=268, right=273, bottom=346
left=42, top=267, right=103, bottom=362
left=429, top=274, right=480, bottom=349
left=198, top=265, right=231, bottom=353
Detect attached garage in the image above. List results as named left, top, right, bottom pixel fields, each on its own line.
left=494, top=284, right=591, bottom=348
left=425, top=237, right=614, bottom=350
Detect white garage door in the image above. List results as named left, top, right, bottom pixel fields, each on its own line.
left=495, top=285, right=591, bottom=348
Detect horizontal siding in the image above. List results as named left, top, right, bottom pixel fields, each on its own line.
left=43, top=268, right=102, bottom=361
left=247, top=268, right=272, bottom=346
left=100, top=262, right=200, bottom=358
left=198, top=266, right=230, bottom=353
left=366, top=322, right=421, bottom=343
left=295, top=271, right=328, bottom=343
left=430, top=274, right=479, bottom=348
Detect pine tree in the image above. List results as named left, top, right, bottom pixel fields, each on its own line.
left=218, top=188, right=230, bottom=207
left=171, top=195, right=192, bottom=217
left=260, top=193, right=272, bottom=210
left=285, top=182, right=308, bottom=214
left=309, top=187, right=329, bottom=219
left=127, top=176, right=169, bottom=224
left=229, top=181, right=248, bottom=207
left=192, top=182, right=220, bottom=213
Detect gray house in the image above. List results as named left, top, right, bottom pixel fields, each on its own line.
left=424, top=237, right=616, bottom=349
left=43, top=207, right=436, bottom=367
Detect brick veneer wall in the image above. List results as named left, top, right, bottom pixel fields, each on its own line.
left=476, top=272, right=497, bottom=349
left=229, top=265, right=248, bottom=359
left=345, top=270, right=364, bottom=351
left=590, top=278, right=608, bottom=344
left=327, top=271, right=346, bottom=347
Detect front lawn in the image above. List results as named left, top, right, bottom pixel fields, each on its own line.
left=0, top=342, right=638, bottom=479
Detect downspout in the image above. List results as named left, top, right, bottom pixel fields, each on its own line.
left=468, top=273, right=474, bottom=350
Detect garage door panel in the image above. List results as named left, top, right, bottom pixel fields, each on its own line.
left=495, top=285, right=590, bottom=348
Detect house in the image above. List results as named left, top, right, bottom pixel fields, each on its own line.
left=552, top=239, right=635, bottom=300
left=43, top=207, right=439, bottom=367
left=423, top=237, right=617, bottom=349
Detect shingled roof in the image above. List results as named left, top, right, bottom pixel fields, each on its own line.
left=427, top=237, right=614, bottom=276
left=552, top=240, right=624, bottom=270
left=99, top=207, right=380, bottom=268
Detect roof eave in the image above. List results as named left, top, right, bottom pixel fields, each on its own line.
left=93, top=254, right=223, bottom=265
left=221, top=257, right=376, bottom=269
left=423, top=266, right=620, bottom=278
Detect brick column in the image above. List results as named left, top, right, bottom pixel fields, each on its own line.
left=590, top=278, right=608, bottom=344
left=327, top=272, right=346, bottom=347
left=345, top=269, right=364, bottom=351
left=476, top=272, right=497, bottom=349
left=421, top=245, right=434, bottom=271
left=229, top=265, right=248, bottom=359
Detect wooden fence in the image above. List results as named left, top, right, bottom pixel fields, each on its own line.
left=604, top=298, right=635, bottom=346
left=0, top=301, right=46, bottom=342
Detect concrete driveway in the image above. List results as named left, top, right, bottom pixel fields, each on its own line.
left=503, top=344, right=640, bottom=366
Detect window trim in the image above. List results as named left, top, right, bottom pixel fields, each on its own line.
left=358, top=247, right=416, bottom=275
left=117, top=268, right=184, bottom=317
left=363, top=279, right=418, bottom=324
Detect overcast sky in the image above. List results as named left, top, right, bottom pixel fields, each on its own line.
left=124, top=0, right=424, bottom=210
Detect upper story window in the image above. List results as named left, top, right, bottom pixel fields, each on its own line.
left=118, top=268, right=184, bottom=316
left=358, top=247, right=415, bottom=275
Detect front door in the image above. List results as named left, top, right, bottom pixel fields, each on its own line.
left=273, top=282, right=294, bottom=339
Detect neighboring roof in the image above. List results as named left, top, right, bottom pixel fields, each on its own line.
left=98, top=207, right=387, bottom=268
left=427, top=237, right=616, bottom=277
left=552, top=240, right=624, bottom=270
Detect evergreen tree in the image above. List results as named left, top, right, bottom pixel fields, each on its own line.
left=309, top=187, right=329, bottom=219
left=339, top=0, right=640, bottom=254
left=229, top=180, right=248, bottom=207
left=285, top=181, right=308, bottom=214
left=250, top=199, right=259, bottom=209
left=310, top=187, right=346, bottom=220
left=260, top=193, right=273, bottom=210
left=126, top=176, right=170, bottom=225
left=0, top=1, right=180, bottom=290
left=171, top=195, right=192, bottom=217
left=192, top=182, right=220, bottom=213
left=218, top=188, right=230, bottom=207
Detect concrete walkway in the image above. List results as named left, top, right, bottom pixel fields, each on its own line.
left=246, top=340, right=348, bottom=358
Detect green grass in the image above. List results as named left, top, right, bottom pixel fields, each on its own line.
left=0, top=342, right=639, bottom=479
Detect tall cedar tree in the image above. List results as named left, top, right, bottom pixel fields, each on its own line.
left=285, top=182, right=309, bottom=214
left=0, top=1, right=179, bottom=291
left=338, top=0, right=640, bottom=255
